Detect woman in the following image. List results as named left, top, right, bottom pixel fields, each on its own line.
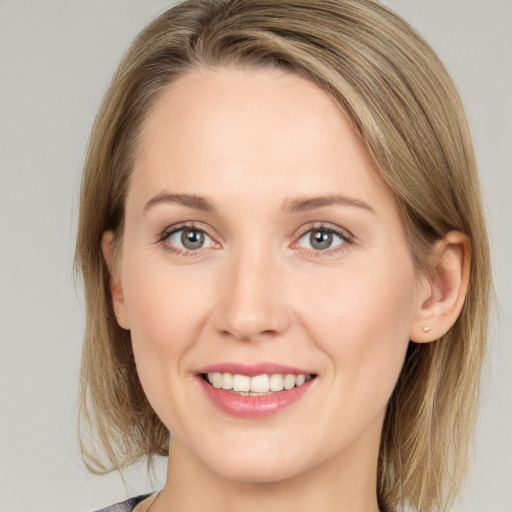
left=75, top=1, right=491, bottom=511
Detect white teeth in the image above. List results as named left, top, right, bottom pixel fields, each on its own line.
left=232, top=374, right=251, bottom=392
left=250, top=374, right=270, bottom=392
left=209, top=372, right=223, bottom=388
left=283, top=374, right=296, bottom=390
left=206, top=372, right=312, bottom=393
left=269, top=374, right=284, bottom=391
left=222, top=373, right=233, bottom=390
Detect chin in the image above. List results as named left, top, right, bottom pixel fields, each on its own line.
left=209, top=456, right=305, bottom=484
left=194, top=434, right=317, bottom=484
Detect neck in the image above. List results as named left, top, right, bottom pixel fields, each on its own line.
left=154, top=423, right=382, bottom=512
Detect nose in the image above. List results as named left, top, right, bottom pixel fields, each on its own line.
left=212, top=247, right=291, bottom=342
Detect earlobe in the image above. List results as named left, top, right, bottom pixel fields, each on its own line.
left=101, top=231, right=130, bottom=330
left=410, top=231, right=471, bottom=343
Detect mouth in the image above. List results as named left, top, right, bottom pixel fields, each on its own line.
left=201, top=372, right=315, bottom=396
left=197, top=366, right=317, bottom=418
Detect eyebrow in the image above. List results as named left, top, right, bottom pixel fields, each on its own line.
left=143, top=192, right=375, bottom=215
left=144, top=193, right=215, bottom=212
left=283, top=195, right=375, bottom=214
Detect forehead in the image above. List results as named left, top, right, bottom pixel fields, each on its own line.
left=129, top=66, right=395, bottom=216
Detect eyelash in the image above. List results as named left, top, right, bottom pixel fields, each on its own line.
left=157, top=222, right=216, bottom=257
left=293, top=223, right=353, bottom=256
left=157, top=222, right=354, bottom=257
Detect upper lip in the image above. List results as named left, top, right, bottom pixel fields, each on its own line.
left=196, top=362, right=314, bottom=377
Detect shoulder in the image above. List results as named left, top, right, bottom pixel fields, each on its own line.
left=92, top=494, right=152, bottom=512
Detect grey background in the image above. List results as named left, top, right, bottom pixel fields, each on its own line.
left=0, top=1, right=510, bottom=511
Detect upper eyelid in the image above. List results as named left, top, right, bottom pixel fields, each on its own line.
left=296, top=222, right=353, bottom=240
left=159, top=222, right=215, bottom=240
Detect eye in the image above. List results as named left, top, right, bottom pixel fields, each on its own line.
left=296, top=227, right=350, bottom=251
left=166, top=227, right=215, bottom=251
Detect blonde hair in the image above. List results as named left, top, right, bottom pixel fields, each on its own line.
left=75, top=1, right=492, bottom=511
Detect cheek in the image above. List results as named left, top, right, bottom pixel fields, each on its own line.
left=123, top=258, right=206, bottom=349
left=300, top=256, right=417, bottom=390
left=120, top=257, right=207, bottom=395
left=120, top=261, right=215, bottom=433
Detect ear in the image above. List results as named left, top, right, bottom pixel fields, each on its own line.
left=101, top=231, right=130, bottom=330
left=409, top=231, right=471, bottom=343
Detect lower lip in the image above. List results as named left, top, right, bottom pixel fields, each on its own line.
left=199, top=378, right=314, bottom=418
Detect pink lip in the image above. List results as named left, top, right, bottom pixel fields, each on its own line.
left=197, top=362, right=312, bottom=376
left=199, top=378, right=314, bottom=418
left=196, top=362, right=316, bottom=419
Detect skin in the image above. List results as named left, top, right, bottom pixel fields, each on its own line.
left=102, top=66, right=470, bottom=512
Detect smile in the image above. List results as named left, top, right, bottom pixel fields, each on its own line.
left=198, top=366, right=317, bottom=418
left=204, top=372, right=312, bottom=395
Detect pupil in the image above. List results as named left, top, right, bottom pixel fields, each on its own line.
left=181, top=229, right=204, bottom=250
left=310, top=230, right=332, bottom=250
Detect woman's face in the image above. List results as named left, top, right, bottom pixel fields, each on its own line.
left=111, top=67, right=426, bottom=483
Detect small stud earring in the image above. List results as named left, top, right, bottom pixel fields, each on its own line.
left=423, top=326, right=431, bottom=333
left=116, top=313, right=121, bottom=319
